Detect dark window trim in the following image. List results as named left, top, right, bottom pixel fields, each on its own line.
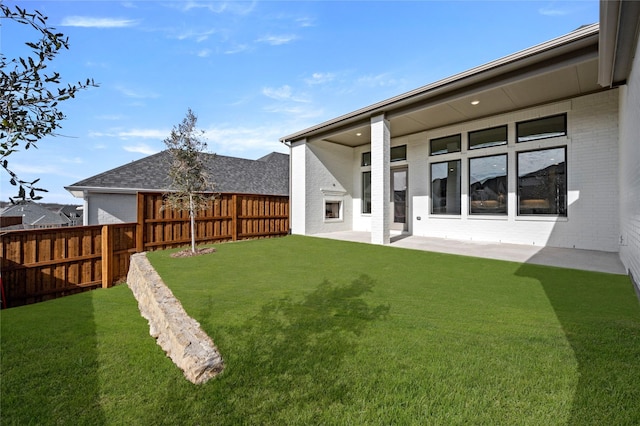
left=362, top=171, right=371, bottom=214
left=468, top=153, right=508, bottom=215
left=516, top=145, right=567, bottom=217
left=430, top=159, right=462, bottom=215
left=516, top=113, right=567, bottom=143
left=430, top=134, right=462, bottom=156
left=468, top=125, right=508, bottom=150
left=391, top=145, right=407, bottom=162
left=361, top=152, right=371, bottom=167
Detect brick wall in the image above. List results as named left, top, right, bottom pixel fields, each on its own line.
left=618, top=39, right=640, bottom=280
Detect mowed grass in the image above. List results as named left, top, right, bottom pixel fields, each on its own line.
left=2, top=235, right=639, bottom=425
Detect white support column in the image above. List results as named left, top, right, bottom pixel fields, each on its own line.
left=289, top=139, right=307, bottom=235
left=370, top=114, right=390, bottom=245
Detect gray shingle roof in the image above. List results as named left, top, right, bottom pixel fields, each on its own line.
left=0, top=201, right=69, bottom=227
left=66, top=151, right=289, bottom=196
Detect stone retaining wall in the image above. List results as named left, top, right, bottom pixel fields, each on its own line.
left=126, top=253, right=224, bottom=384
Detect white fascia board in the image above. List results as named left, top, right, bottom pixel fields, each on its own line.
left=64, top=186, right=168, bottom=198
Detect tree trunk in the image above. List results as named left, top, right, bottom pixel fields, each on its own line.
left=189, top=193, right=196, bottom=253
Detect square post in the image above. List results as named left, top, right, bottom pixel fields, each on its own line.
left=371, top=113, right=391, bottom=245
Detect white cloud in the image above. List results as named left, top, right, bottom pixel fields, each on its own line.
left=123, top=143, right=160, bottom=155
left=225, top=44, right=250, bottom=54
left=175, top=28, right=217, bottom=42
left=89, top=128, right=168, bottom=140
left=538, top=7, right=570, bottom=17
left=12, top=163, right=82, bottom=179
left=262, top=85, right=309, bottom=103
left=305, top=72, right=336, bottom=85
left=197, top=49, right=212, bottom=58
left=296, top=17, right=315, bottom=28
left=115, top=85, right=160, bottom=99
left=202, top=124, right=287, bottom=155
left=61, top=16, right=138, bottom=28
left=118, top=129, right=168, bottom=140
left=179, top=1, right=256, bottom=15
left=256, top=34, right=298, bottom=46
left=356, top=73, right=400, bottom=88
left=263, top=104, right=324, bottom=120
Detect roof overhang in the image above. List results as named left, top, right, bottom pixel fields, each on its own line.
left=280, top=23, right=602, bottom=148
left=64, top=186, right=167, bottom=198
left=598, top=0, right=640, bottom=87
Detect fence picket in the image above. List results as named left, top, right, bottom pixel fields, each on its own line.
left=1, top=192, right=289, bottom=308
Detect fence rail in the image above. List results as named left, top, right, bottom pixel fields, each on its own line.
left=1, top=192, right=289, bottom=308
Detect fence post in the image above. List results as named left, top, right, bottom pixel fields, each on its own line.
left=231, top=194, right=238, bottom=241
left=101, top=225, right=113, bottom=288
left=136, top=192, right=145, bottom=252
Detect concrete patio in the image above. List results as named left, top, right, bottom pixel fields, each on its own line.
left=311, top=231, right=627, bottom=275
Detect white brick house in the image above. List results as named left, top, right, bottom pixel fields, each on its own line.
left=281, top=2, right=640, bottom=283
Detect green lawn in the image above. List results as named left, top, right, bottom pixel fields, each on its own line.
left=2, top=235, right=639, bottom=425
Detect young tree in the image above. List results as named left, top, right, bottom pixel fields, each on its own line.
left=1, top=5, right=97, bottom=201
left=163, top=109, right=214, bottom=253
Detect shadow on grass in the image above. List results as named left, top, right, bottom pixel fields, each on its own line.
left=516, top=263, right=640, bottom=425
left=0, top=291, right=106, bottom=425
left=149, top=274, right=390, bottom=424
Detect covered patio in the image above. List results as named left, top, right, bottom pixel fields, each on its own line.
left=310, top=231, right=626, bottom=275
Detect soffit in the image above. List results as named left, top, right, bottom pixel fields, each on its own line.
left=324, top=56, right=601, bottom=147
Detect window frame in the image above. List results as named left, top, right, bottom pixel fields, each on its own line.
left=468, top=125, right=508, bottom=151
left=361, top=152, right=371, bottom=166
left=390, top=145, right=407, bottom=162
left=430, top=159, right=461, bottom=215
left=430, top=134, right=461, bottom=156
left=516, top=146, right=567, bottom=217
left=468, top=153, right=508, bottom=216
left=362, top=171, right=372, bottom=214
left=516, top=114, right=567, bottom=143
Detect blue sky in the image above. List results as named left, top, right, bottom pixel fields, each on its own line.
left=2, top=0, right=599, bottom=204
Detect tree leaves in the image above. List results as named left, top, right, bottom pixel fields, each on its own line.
left=1, top=4, right=98, bottom=202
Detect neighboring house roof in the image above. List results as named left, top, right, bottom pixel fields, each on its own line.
left=0, top=201, right=70, bottom=229
left=280, top=23, right=602, bottom=147
left=65, top=151, right=289, bottom=197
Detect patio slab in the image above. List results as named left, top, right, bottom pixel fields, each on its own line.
left=311, top=231, right=626, bottom=275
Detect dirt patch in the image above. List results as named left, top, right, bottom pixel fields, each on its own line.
left=170, top=247, right=217, bottom=258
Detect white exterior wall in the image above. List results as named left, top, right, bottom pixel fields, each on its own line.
left=297, top=140, right=354, bottom=235
left=410, top=91, right=620, bottom=252
left=345, top=91, right=621, bottom=252
left=618, top=38, right=640, bottom=280
left=86, top=193, right=138, bottom=225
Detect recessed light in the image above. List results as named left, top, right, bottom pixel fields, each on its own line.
left=356, top=132, right=362, bottom=136
left=471, top=100, right=480, bottom=106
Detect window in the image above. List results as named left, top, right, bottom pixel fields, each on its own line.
left=391, top=145, right=407, bottom=162
left=517, top=114, right=567, bottom=143
left=325, top=201, right=342, bottom=220
left=361, top=152, right=371, bottom=166
left=469, top=154, right=507, bottom=215
left=431, top=160, right=461, bottom=214
left=362, top=171, right=371, bottom=214
left=469, top=125, right=508, bottom=150
left=430, top=134, right=461, bottom=156
left=518, top=147, right=566, bottom=216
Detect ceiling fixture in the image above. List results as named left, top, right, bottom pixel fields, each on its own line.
left=356, top=132, right=362, bottom=136
left=471, top=100, right=480, bottom=105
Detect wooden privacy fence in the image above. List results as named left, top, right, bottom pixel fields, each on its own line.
left=1, top=192, right=289, bottom=308
left=138, top=192, right=289, bottom=251
left=1, top=223, right=136, bottom=308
